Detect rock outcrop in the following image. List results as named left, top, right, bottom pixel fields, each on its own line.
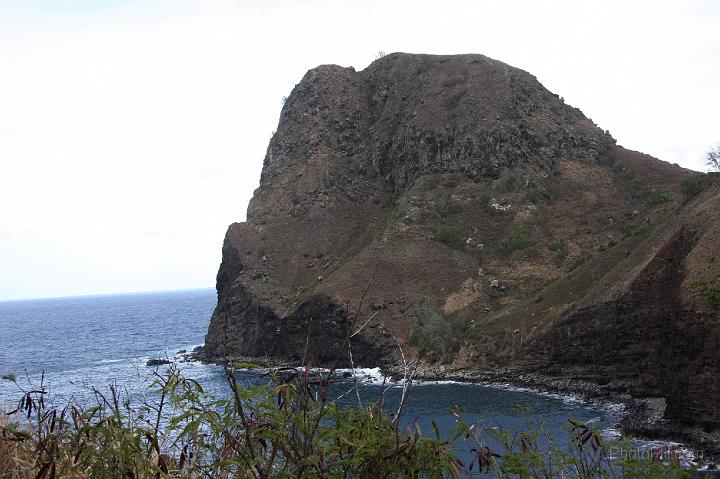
left=203, top=53, right=719, bottom=448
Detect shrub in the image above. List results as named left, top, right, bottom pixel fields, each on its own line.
left=621, top=221, right=648, bottom=238
left=409, top=298, right=460, bottom=363
left=548, top=239, right=568, bottom=264
left=479, top=194, right=491, bottom=208
left=0, top=368, right=699, bottom=478
left=289, top=206, right=308, bottom=219
left=422, top=175, right=439, bottom=190
left=502, top=212, right=539, bottom=252
left=386, top=193, right=409, bottom=227
left=433, top=223, right=463, bottom=248
left=478, top=194, right=505, bottom=216
left=524, top=186, right=551, bottom=204
left=453, top=411, right=696, bottom=478
left=680, top=173, right=713, bottom=200
left=599, top=238, right=618, bottom=252
left=443, top=173, right=462, bottom=188
left=434, top=194, right=463, bottom=217
left=707, top=144, right=720, bottom=171
left=637, top=188, right=672, bottom=207
left=0, top=366, right=460, bottom=478
left=694, top=278, right=720, bottom=310
left=494, top=170, right=521, bottom=193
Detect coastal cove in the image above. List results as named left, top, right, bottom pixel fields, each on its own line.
left=2, top=1, right=719, bottom=474
left=1, top=289, right=712, bottom=474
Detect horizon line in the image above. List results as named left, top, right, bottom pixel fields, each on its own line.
left=0, top=286, right=215, bottom=304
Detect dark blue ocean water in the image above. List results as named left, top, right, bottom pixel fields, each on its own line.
left=0, top=289, right=627, bottom=474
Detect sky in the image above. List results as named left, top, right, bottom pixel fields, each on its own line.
left=0, top=0, right=718, bottom=301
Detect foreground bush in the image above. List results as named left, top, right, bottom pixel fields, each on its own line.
left=0, top=366, right=708, bottom=478
left=409, top=298, right=460, bottom=363
left=1, top=366, right=459, bottom=478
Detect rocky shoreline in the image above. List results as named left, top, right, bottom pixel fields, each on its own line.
left=191, top=347, right=717, bottom=469
left=387, top=362, right=719, bottom=469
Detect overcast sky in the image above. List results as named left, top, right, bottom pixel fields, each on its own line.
left=1, top=0, right=718, bottom=301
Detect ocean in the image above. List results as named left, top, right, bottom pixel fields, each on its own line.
left=0, top=289, right=638, bottom=474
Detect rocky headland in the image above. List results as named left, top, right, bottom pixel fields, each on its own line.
left=199, top=53, right=720, bottom=455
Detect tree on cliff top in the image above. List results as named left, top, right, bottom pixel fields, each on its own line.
left=707, top=144, right=720, bottom=172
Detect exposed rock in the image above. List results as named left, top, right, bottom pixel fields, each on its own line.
left=146, top=358, right=171, bottom=367
left=202, top=52, right=720, bottom=452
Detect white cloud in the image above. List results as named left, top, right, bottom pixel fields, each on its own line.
left=1, top=0, right=718, bottom=300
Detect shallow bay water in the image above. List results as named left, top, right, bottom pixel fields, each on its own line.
left=0, top=289, right=630, bottom=474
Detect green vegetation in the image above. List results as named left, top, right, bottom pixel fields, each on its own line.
left=694, top=276, right=720, bottom=310
left=0, top=366, right=459, bottom=478
left=409, top=298, right=460, bottom=363
left=599, top=238, right=618, bottom=252
left=479, top=193, right=491, bottom=209
left=637, top=188, right=672, bottom=207
left=479, top=193, right=505, bottom=216
left=523, top=185, right=551, bottom=204
left=422, top=175, right=439, bottom=190
left=0, top=366, right=702, bottom=478
left=443, top=173, right=462, bottom=188
left=419, top=194, right=463, bottom=224
left=433, top=223, right=463, bottom=249
left=494, top=170, right=521, bottom=193
left=478, top=193, right=495, bottom=213
left=289, top=206, right=308, bottom=219
left=434, top=194, right=462, bottom=217
left=680, top=173, right=713, bottom=200
left=547, top=239, right=569, bottom=265
left=621, top=221, right=648, bottom=238
left=386, top=192, right=410, bottom=228
left=502, top=212, right=539, bottom=253
left=233, top=361, right=261, bottom=369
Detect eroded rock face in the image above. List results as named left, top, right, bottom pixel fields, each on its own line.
left=203, top=52, right=719, bottom=440
left=527, top=226, right=720, bottom=427
left=205, top=284, right=384, bottom=366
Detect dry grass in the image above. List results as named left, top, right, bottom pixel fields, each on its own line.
left=0, top=412, right=34, bottom=479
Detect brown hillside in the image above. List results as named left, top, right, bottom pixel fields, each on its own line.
left=202, top=53, right=719, bottom=448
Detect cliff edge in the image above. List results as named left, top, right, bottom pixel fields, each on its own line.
left=203, top=53, right=720, bottom=450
